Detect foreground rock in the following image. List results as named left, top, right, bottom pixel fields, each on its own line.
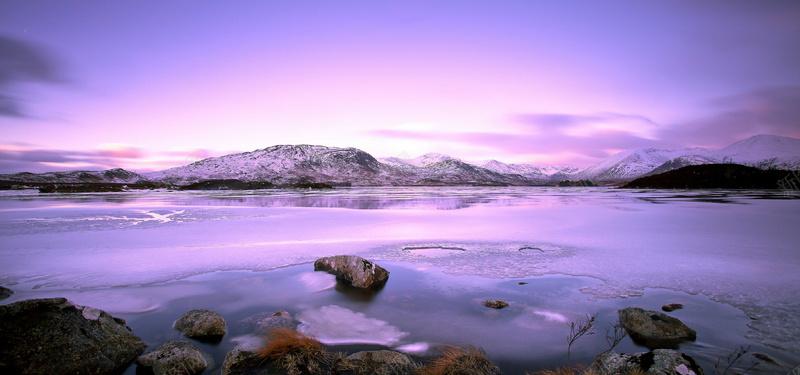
left=0, top=285, right=12, bottom=300
left=236, top=310, right=299, bottom=334
left=314, top=255, right=390, bottom=288
left=619, top=307, right=696, bottom=348
left=221, top=348, right=261, bottom=375
left=346, top=350, right=413, bottom=372
left=0, top=298, right=147, bottom=375
left=174, top=309, right=226, bottom=341
left=136, top=341, right=207, bottom=375
left=592, top=349, right=704, bottom=375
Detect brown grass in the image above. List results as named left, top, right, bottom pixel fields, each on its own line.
left=255, top=328, right=327, bottom=374
left=416, top=345, right=501, bottom=375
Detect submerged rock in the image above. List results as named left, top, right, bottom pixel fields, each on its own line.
left=662, top=303, right=684, bottom=312
left=314, top=255, right=390, bottom=288
left=0, top=297, right=147, bottom=375
left=592, top=349, right=704, bottom=375
left=619, top=307, right=696, bottom=349
left=136, top=341, right=207, bottom=375
left=0, top=285, right=12, bottom=300
left=236, top=310, right=300, bottom=334
left=482, top=300, right=510, bottom=309
left=174, top=309, right=226, bottom=341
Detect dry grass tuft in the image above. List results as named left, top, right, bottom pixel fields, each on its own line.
left=255, top=328, right=327, bottom=374
left=417, top=345, right=501, bottom=375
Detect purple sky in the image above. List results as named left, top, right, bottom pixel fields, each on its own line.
left=1, top=1, right=799, bottom=173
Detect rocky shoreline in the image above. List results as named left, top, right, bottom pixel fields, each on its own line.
left=0, top=257, right=774, bottom=374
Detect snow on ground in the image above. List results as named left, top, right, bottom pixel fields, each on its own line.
left=0, top=187, right=798, bottom=356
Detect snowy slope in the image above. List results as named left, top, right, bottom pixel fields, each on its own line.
left=709, top=134, right=800, bottom=169
left=145, top=145, right=393, bottom=186
left=576, top=148, right=710, bottom=181
left=480, top=160, right=580, bottom=180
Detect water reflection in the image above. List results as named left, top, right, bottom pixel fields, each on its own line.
left=0, top=187, right=795, bottom=211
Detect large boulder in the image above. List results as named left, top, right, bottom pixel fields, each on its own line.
left=136, top=341, right=207, bottom=375
left=235, top=310, right=300, bottom=334
left=592, top=349, right=704, bottom=375
left=174, top=309, right=226, bottom=341
left=314, top=255, right=390, bottom=288
left=618, top=307, right=696, bottom=348
left=0, top=297, right=147, bottom=375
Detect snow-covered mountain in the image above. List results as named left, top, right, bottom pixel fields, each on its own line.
left=379, top=153, right=459, bottom=168
left=577, top=134, right=800, bottom=181
left=479, top=160, right=580, bottom=182
left=4, top=134, right=798, bottom=187
left=709, top=134, right=800, bottom=169
left=145, top=145, right=393, bottom=186
left=144, top=145, right=531, bottom=186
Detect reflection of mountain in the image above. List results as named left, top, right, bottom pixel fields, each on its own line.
left=1, top=135, right=798, bottom=187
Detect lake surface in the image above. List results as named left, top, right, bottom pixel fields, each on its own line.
left=1, top=187, right=798, bottom=373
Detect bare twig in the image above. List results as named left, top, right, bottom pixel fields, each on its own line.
left=566, top=313, right=597, bottom=368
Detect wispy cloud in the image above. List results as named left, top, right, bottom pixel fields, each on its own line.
left=0, top=35, right=66, bottom=118
left=370, top=86, right=800, bottom=166
left=661, top=86, right=800, bottom=147
left=0, top=145, right=219, bottom=174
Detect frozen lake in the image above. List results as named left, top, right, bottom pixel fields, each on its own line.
left=1, top=187, right=798, bottom=373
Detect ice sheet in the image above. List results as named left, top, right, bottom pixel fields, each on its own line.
left=1, top=188, right=798, bottom=357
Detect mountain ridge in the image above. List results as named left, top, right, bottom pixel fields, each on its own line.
left=2, top=134, right=798, bottom=187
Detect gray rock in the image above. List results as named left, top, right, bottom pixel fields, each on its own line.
left=221, top=348, right=262, bottom=375
left=136, top=341, right=207, bottom=375
left=314, top=255, right=390, bottom=288
left=619, top=307, right=696, bottom=348
left=0, top=297, right=147, bottom=375
left=236, top=310, right=299, bottom=334
left=0, top=285, right=12, bottom=300
left=482, top=300, right=509, bottom=309
left=347, top=350, right=412, bottom=367
left=174, top=309, right=226, bottom=340
left=592, top=349, right=704, bottom=375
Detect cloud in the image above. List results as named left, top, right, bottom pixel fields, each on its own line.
left=0, top=145, right=225, bottom=174
left=371, top=86, right=800, bottom=166
left=661, top=86, right=800, bottom=147
left=0, top=35, right=66, bottom=117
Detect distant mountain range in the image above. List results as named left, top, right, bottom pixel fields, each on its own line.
left=1, top=134, right=798, bottom=187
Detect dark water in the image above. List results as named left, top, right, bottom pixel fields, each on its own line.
left=102, top=261, right=791, bottom=374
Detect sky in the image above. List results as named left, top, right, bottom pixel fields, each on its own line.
left=1, top=1, right=799, bottom=173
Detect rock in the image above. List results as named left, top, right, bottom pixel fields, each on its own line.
left=592, top=349, right=704, bottom=375
left=482, top=300, right=510, bottom=309
left=236, top=310, right=299, bottom=334
left=618, top=307, right=696, bottom=348
left=0, top=297, right=147, bottom=375
left=314, top=255, right=390, bottom=288
left=347, top=350, right=412, bottom=371
left=662, top=303, right=684, bottom=312
left=221, top=348, right=262, bottom=375
left=136, top=341, right=207, bottom=375
left=174, top=309, right=226, bottom=341
left=0, top=285, right=12, bottom=300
